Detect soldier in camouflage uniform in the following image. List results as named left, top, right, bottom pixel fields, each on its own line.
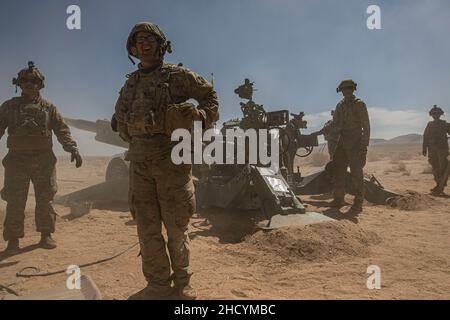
left=0, top=62, right=82, bottom=253
left=329, top=80, right=370, bottom=214
left=113, top=23, right=219, bottom=300
left=422, top=105, right=450, bottom=196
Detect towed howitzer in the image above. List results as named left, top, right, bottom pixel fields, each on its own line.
left=195, top=82, right=333, bottom=228
left=228, top=80, right=399, bottom=206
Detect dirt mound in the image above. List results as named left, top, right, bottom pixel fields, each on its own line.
left=239, top=221, right=381, bottom=262
left=387, top=190, right=435, bottom=211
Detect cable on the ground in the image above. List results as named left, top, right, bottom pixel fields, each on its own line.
left=16, top=241, right=139, bottom=278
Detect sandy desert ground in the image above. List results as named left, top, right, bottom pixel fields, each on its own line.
left=0, top=143, right=449, bottom=300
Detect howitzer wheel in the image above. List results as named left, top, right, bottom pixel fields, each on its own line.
left=105, top=157, right=129, bottom=182
left=296, top=146, right=314, bottom=158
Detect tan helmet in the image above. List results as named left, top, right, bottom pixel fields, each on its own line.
left=126, top=22, right=172, bottom=64
left=429, top=105, right=444, bottom=116
left=336, top=79, right=357, bottom=93
left=12, top=61, right=45, bottom=89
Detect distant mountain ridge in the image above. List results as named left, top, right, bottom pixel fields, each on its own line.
left=369, top=134, right=423, bottom=145
left=0, top=133, right=428, bottom=156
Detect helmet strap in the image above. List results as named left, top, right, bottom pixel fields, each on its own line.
left=128, top=55, right=136, bottom=65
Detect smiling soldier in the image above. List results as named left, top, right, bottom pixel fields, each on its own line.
left=113, top=22, right=219, bottom=300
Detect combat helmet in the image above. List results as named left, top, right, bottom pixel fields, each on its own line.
left=12, top=61, right=45, bottom=90
left=126, top=22, right=172, bottom=64
left=429, top=105, right=444, bottom=116
left=336, top=79, right=357, bottom=93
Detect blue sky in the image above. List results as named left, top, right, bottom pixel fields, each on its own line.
left=0, top=0, right=449, bottom=154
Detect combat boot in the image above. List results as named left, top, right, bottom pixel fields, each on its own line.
left=328, top=198, right=346, bottom=208
left=432, top=190, right=445, bottom=197
left=40, top=233, right=57, bottom=249
left=128, top=284, right=174, bottom=300
left=5, top=238, right=20, bottom=254
left=346, top=201, right=363, bottom=214
left=176, top=284, right=197, bottom=300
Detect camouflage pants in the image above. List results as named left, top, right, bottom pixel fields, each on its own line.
left=428, top=148, right=449, bottom=186
left=1, top=150, right=58, bottom=241
left=130, top=156, right=196, bottom=288
left=333, top=143, right=367, bottom=207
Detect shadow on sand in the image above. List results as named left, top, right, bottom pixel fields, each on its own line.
left=0, top=243, right=42, bottom=262
left=190, top=207, right=260, bottom=244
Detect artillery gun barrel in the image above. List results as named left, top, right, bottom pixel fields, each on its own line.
left=64, top=118, right=98, bottom=133
left=64, top=117, right=129, bottom=149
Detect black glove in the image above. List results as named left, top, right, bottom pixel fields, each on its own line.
left=71, top=150, right=83, bottom=168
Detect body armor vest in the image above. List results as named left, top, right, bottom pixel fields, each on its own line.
left=122, top=65, right=176, bottom=137
left=121, top=64, right=190, bottom=160
left=7, top=100, right=52, bottom=151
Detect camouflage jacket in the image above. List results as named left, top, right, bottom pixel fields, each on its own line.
left=114, top=63, right=219, bottom=160
left=423, top=119, right=450, bottom=152
left=0, top=96, right=78, bottom=153
left=332, top=96, right=370, bottom=150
